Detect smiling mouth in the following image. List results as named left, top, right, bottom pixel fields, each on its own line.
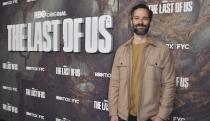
left=136, top=26, right=145, bottom=28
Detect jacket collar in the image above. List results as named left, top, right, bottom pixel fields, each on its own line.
left=125, top=34, right=157, bottom=47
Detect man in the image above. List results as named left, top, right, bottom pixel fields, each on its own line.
left=108, top=3, right=175, bottom=121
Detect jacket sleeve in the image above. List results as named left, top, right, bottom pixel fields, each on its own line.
left=157, top=48, right=176, bottom=120
left=108, top=48, right=121, bottom=116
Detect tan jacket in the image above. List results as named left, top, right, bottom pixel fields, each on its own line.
left=108, top=35, right=176, bottom=121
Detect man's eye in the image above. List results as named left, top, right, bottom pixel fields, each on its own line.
left=143, top=17, right=149, bottom=20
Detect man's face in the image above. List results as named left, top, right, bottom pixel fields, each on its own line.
left=131, top=8, right=151, bottom=36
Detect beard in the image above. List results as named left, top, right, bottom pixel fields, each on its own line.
left=133, top=23, right=150, bottom=36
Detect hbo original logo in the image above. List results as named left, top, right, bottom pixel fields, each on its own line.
left=34, top=11, right=47, bottom=18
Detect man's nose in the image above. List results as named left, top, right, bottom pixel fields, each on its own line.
left=137, top=18, right=143, bottom=24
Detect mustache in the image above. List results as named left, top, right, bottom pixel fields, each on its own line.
left=134, top=23, right=147, bottom=28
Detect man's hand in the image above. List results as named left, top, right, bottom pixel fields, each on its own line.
left=151, top=116, right=164, bottom=121
left=110, top=115, right=119, bottom=121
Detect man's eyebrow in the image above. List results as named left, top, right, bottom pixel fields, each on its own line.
left=133, top=16, right=149, bottom=18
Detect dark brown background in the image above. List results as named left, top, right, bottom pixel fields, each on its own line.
left=0, top=0, right=210, bottom=121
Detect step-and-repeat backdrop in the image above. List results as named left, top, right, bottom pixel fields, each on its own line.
left=0, top=0, right=210, bottom=121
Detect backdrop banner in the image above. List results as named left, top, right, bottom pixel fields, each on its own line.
left=0, top=0, right=210, bottom=121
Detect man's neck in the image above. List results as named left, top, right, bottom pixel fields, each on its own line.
left=133, top=34, right=148, bottom=44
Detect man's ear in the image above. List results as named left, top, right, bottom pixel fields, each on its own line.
left=130, top=19, right=133, bottom=27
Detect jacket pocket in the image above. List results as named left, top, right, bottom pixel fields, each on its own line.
left=117, top=61, right=128, bottom=81
left=147, top=59, right=163, bottom=69
left=147, top=59, right=163, bottom=83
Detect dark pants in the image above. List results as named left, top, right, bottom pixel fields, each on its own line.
left=119, top=115, right=152, bottom=121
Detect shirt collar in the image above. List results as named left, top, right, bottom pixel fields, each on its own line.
left=125, top=34, right=157, bottom=47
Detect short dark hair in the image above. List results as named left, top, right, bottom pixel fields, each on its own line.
left=130, top=3, right=153, bottom=21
